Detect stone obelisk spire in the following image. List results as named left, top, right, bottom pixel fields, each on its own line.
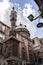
left=10, top=7, right=17, bottom=36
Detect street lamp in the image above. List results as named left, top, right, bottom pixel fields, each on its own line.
left=27, top=14, right=34, bottom=21
left=27, top=14, right=41, bottom=22
left=37, top=22, right=43, bottom=28
left=27, top=14, right=43, bottom=28
left=27, top=0, right=43, bottom=28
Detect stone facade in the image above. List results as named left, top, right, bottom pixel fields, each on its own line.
left=0, top=21, right=10, bottom=40
left=32, top=37, right=43, bottom=64
left=0, top=21, right=35, bottom=65
left=0, top=7, right=43, bottom=65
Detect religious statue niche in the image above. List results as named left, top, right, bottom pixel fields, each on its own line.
left=5, top=41, right=12, bottom=58
left=12, top=42, right=19, bottom=57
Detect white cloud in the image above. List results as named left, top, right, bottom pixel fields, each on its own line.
left=3, top=0, right=10, bottom=2
left=23, top=3, right=36, bottom=17
left=0, top=1, right=36, bottom=38
left=14, top=3, right=22, bottom=11
left=0, top=0, right=13, bottom=26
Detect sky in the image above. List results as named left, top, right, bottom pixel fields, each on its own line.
left=0, top=0, right=43, bottom=39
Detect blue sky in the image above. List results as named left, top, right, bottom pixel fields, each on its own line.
left=0, top=0, right=43, bottom=38
left=10, top=0, right=43, bottom=38
left=10, top=0, right=38, bottom=9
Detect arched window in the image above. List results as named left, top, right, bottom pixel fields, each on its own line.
left=21, top=42, right=26, bottom=60
left=32, top=40, right=35, bottom=44
left=0, top=44, right=3, bottom=54
left=22, top=50, right=26, bottom=60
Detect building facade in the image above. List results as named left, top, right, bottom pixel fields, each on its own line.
left=0, top=7, right=43, bottom=65
left=0, top=21, right=35, bottom=65
left=32, top=37, right=43, bottom=64
left=0, top=21, right=10, bottom=41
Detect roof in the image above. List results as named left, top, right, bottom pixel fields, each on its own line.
left=32, top=37, right=39, bottom=40
left=40, top=38, right=43, bottom=40
left=16, top=24, right=26, bottom=29
left=0, top=21, right=10, bottom=29
left=16, top=24, right=30, bottom=35
left=3, top=35, right=20, bottom=43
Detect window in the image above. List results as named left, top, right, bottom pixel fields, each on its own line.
left=2, top=25, right=5, bottom=32
left=28, top=43, right=31, bottom=51
left=13, top=44, right=18, bottom=57
left=22, top=51, right=26, bottom=60
left=21, top=42, right=26, bottom=60
left=29, top=54, right=33, bottom=62
left=0, top=33, right=5, bottom=40
left=0, top=44, right=2, bottom=54
left=38, top=57, right=42, bottom=64
left=21, top=37, right=24, bottom=42
left=32, top=40, right=35, bottom=44
left=5, top=42, right=12, bottom=58
left=21, top=42, right=25, bottom=47
left=40, top=39, right=43, bottom=45
left=0, top=37, right=3, bottom=42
